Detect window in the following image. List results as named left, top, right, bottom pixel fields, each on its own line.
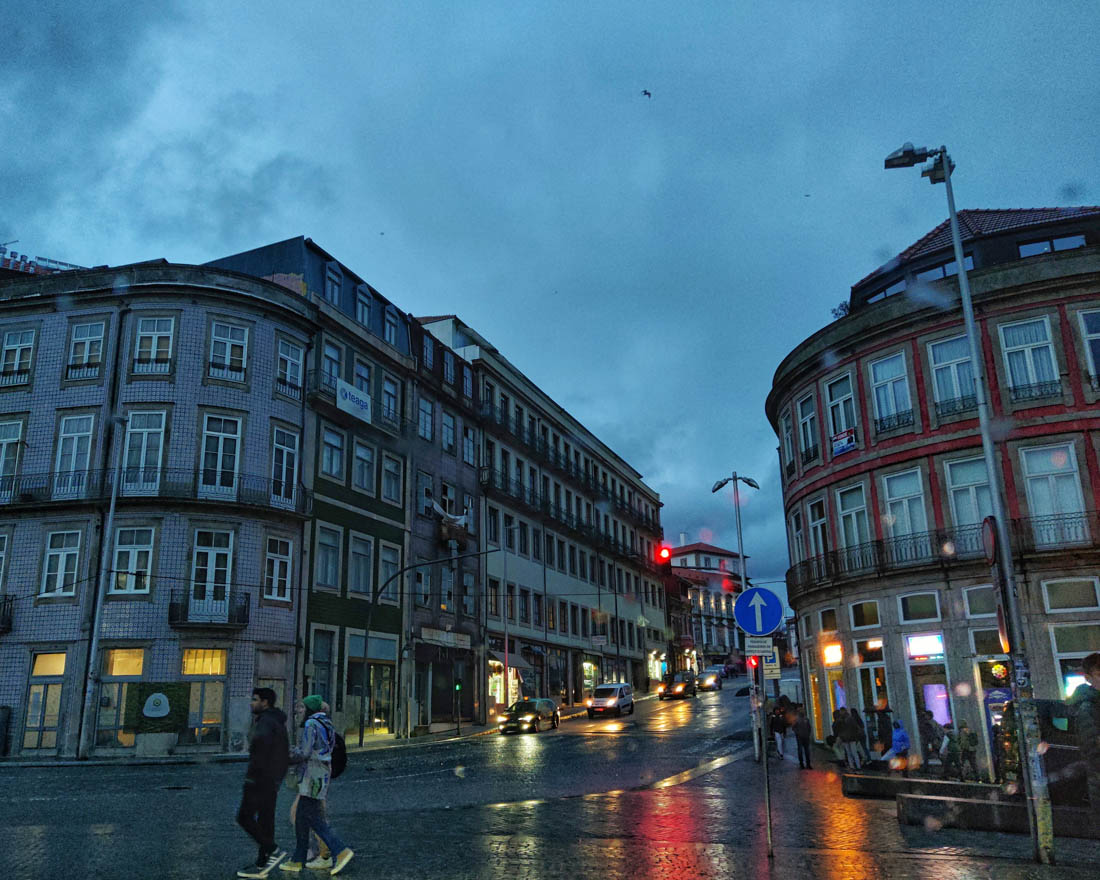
left=382, top=377, right=399, bottom=423
left=321, top=427, right=344, bottom=478
left=836, top=484, right=869, bottom=548
left=884, top=469, right=927, bottom=536
left=40, top=532, right=79, bottom=594
left=504, top=514, right=515, bottom=550
left=353, top=442, right=375, bottom=493
left=544, top=531, right=554, bottom=566
left=914, top=254, right=974, bottom=281
left=356, top=289, right=371, bottom=326
left=25, top=652, right=66, bottom=750
left=568, top=545, right=578, bottom=576
left=416, top=471, right=434, bottom=516
left=462, top=366, right=472, bottom=398
left=316, top=527, right=340, bottom=588
left=324, top=269, right=340, bottom=304
left=533, top=593, right=543, bottom=627
left=826, top=374, right=855, bottom=436
left=1018, top=234, right=1086, bottom=258
left=134, top=318, right=173, bottom=374
left=443, top=350, right=455, bottom=384
left=442, top=412, right=456, bottom=454
left=867, top=278, right=906, bottom=303
left=819, top=608, right=837, bottom=632
left=310, top=630, right=335, bottom=708
left=929, top=335, right=975, bottom=417
left=519, top=588, right=530, bottom=623
left=0, top=329, right=34, bottom=384
left=808, top=499, right=829, bottom=558
left=964, top=585, right=997, bottom=618
left=422, top=335, right=433, bottom=369
left=179, top=646, right=228, bottom=745
left=418, top=398, right=433, bottom=440
left=121, top=411, right=165, bottom=495
left=384, top=308, right=398, bottom=345
left=488, top=578, right=501, bottom=617
left=488, top=507, right=499, bottom=543
left=270, top=428, right=298, bottom=506
left=462, top=426, right=476, bottom=465
left=899, top=591, right=940, bottom=622
left=96, top=648, right=144, bottom=748
left=381, top=454, right=403, bottom=504
left=440, top=566, right=453, bottom=611
left=945, top=457, right=991, bottom=531
left=190, top=531, right=233, bottom=620
left=559, top=600, right=568, bottom=634
left=441, top=482, right=456, bottom=515
left=462, top=571, right=475, bottom=615
left=1022, top=444, right=1086, bottom=545
left=781, top=411, right=794, bottom=471
left=54, top=414, right=94, bottom=497
left=1043, top=578, right=1100, bottom=613
left=181, top=647, right=227, bottom=676
left=277, top=340, right=303, bottom=396
left=1079, top=311, right=1100, bottom=385
left=1000, top=318, right=1059, bottom=399
left=971, top=628, right=1004, bottom=656
left=797, top=394, right=818, bottom=461
left=197, top=415, right=240, bottom=500
left=463, top=493, right=475, bottom=532
left=0, top=421, right=20, bottom=499
left=354, top=360, right=371, bottom=393
left=209, top=321, right=248, bottom=381
left=850, top=600, right=879, bottom=629
left=1051, top=623, right=1100, bottom=697
left=68, top=321, right=103, bottom=379
left=264, top=537, right=292, bottom=600
left=112, top=527, right=153, bottom=594
left=417, top=566, right=432, bottom=608
left=321, top=342, right=341, bottom=389
left=349, top=536, right=373, bottom=596
left=870, top=353, right=912, bottom=432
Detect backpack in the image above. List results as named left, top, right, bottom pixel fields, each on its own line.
left=330, top=732, right=347, bottom=779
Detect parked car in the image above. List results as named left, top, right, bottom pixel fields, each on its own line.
left=657, top=672, right=697, bottom=700
left=586, top=683, right=635, bottom=718
left=498, top=698, right=560, bottom=734
left=698, top=667, right=724, bottom=691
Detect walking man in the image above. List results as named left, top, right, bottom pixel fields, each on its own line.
left=793, top=706, right=813, bottom=769
left=281, top=695, right=354, bottom=875
left=958, top=721, right=979, bottom=781
left=1069, top=652, right=1100, bottom=819
left=838, top=708, right=863, bottom=771
left=236, top=687, right=290, bottom=878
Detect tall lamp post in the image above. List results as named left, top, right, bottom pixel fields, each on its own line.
left=885, top=143, right=1054, bottom=865
left=712, top=472, right=760, bottom=759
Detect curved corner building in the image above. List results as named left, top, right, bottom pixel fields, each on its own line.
left=766, top=207, right=1100, bottom=775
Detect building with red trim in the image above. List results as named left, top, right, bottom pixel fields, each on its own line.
left=766, top=207, right=1100, bottom=775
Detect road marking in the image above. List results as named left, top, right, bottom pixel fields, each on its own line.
left=355, top=767, right=453, bottom=783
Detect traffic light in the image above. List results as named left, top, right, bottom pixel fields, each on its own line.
left=454, top=678, right=463, bottom=692
left=748, top=656, right=758, bottom=668
left=656, top=545, right=672, bottom=576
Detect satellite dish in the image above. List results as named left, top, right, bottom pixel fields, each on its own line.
left=143, top=692, right=171, bottom=718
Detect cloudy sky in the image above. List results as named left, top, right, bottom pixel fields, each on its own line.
left=3, top=2, right=1098, bottom=597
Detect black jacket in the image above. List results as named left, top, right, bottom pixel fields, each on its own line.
left=246, top=706, right=290, bottom=787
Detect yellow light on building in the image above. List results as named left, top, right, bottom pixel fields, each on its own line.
left=866, top=639, right=883, bottom=651
left=823, top=643, right=843, bottom=666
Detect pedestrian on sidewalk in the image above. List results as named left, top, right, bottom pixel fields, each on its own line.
left=770, top=704, right=788, bottom=758
left=281, top=695, right=354, bottom=876
left=235, top=687, right=290, bottom=879
left=1069, top=651, right=1100, bottom=819
left=891, top=719, right=911, bottom=778
left=793, top=707, right=813, bottom=769
left=853, top=708, right=872, bottom=764
left=875, top=705, right=894, bottom=757
left=940, top=723, right=961, bottom=779
left=838, top=708, right=863, bottom=771
left=958, top=721, right=979, bottom=781
left=919, top=709, right=945, bottom=771
left=289, top=701, right=334, bottom=870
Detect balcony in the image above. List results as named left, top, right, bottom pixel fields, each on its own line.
left=308, top=369, right=402, bottom=433
left=0, top=594, right=12, bottom=634
left=1009, top=380, right=1062, bottom=403
left=0, top=368, right=30, bottom=387
left=874, top=409, right=914, bottom=434
left=132, top=357, right=171, bottom=375
left=934, top=395, right=977, bottom=419
left=168, top=587, right=250, bottom=629
left=65, top=362, right=101, bottom=380
left=1014, top=511, right=1093, bottom=553
left=800, top=445, right=819, bottom=466
left=0, top=469, right=111, bottom=504
left=207, top=361, right=245, bottom=382
left=275, top=377, right=302, bottom=400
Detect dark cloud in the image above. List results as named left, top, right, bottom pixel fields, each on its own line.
left=1058, top=182, right=1087, bottom=202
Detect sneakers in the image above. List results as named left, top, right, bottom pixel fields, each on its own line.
left=278, top=862, right=303, bottom=874
left=237, top=850, right=286, bottom=878
left=306, top=856, right=334, bottom=869
left=330, top=848, right=355, bottom=876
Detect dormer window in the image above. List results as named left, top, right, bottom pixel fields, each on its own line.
left=1018, top=234, right=1086, bottom=258
left=384, top=308, right=398, bottom=345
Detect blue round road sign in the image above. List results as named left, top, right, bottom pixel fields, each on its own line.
left=733, top=587, right=784, bottom=637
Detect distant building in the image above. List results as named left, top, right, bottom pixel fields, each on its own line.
left=669, top=541, right=744, bottom=668
left=767, top=207, right=1100, bottom=776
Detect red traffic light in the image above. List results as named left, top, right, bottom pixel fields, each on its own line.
left=748, top=656, right=758, bottom=668
left=657, top=547, right=671, bottom=561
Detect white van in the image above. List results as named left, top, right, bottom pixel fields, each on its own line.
left=586, top=683, right=635, bottom=718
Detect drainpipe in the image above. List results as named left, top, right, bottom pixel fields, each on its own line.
left=76, top=301, right=130, bottom=760
left=291, top=333, right=314, bottom=720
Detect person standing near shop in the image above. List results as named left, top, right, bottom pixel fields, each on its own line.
left=838, top=708, right=863, bottom=771
left=1069, top=652, right=1100, bottom=818
left=792, top=706, right=813, bottom=770
left=958, top=721, right=980, bottom=781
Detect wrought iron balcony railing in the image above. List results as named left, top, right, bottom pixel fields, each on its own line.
left=65, top=362, right=101, bottom=380
left=801, top=444, right=820, bottom=465
left=1009, top=380, right=1062, bottom=402
left=934, top=395, right=977, bottom=419
left=874, top=409, right=914, bottom=434
left=168, top=587, right=250, bottom=629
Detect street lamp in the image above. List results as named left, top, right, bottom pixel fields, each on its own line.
left=712, top=472, right=760, bottom=758
left=885, top=143, right=1053, bottom=865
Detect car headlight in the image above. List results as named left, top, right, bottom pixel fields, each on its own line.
left=521, top=714, right=535, bottom=722
left=674, top=685, right=684, bottom=692
left=706, top=677, right=716, bottom=685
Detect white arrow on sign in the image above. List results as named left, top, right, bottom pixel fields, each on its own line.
left=749, top=591, right=767, bottom=632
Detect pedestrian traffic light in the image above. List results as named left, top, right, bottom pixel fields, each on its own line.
left=748, top=656, right=758, bottom=668
left=656, top=545, right=672, bottom=576
left=455, top=678, right=463, bottom=692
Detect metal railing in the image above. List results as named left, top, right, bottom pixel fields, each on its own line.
left=1014, top=511, right=1093, bottom=553
left=132, top=357, right=172, bottom=375
left=0, top=368, right=30, bottom=386
left=874, top=409, right=914, bottom=434
left=934, top=395, right=977, bottom=419
left=801, top=445, right=819, bottom=465
left=275, top=377, right=302, bottom=399
left=1009, top=380, right=1061, bottom=402
left=208, top=361, right=245, bottom=382
left=168, top=587, right=250, bottom=628
left=65, top=362, right=101, bottom=380
left=0, top=468, right=310, bottom=513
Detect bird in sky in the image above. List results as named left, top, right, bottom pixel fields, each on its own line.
left=641, top=90, right=651, bottom=98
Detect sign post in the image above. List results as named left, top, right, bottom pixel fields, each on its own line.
left=734, top=586, right=784, bottom=859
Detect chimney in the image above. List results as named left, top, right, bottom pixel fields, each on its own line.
left=679, top=531, right=688, bottom=546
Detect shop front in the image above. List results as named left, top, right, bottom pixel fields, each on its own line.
left=904, top=632, right=955, bottom=756
left=346, top=633, right=398, bottom=739
left=646, top=651, right=664, bottom=690
left=487, top=644, right=533, bottom=710
left=822, top=641, right=846, bottom=713
left=547, top=648, right=569, bottom=705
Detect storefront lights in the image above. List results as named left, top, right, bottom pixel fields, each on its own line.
left=906, top=633, right=944, bottom=659
left=822, top=643, right=843, bottom=666
left=866, top=638, right=883, bottom=651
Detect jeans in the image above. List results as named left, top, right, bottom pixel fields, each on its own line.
left=773, top=731, right=785, bottom=756
left=292, top=795, right=345, bottom=864
left=237, top=782, right=279, bottom=863
left=796, top=738, right=812, bottom=767
left=842, top=741, right=862, bottom=770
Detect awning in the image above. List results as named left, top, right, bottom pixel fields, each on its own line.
left=488, top=651, right=533, bottom=671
